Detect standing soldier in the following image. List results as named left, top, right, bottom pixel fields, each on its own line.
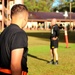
left=49, top=18, right=59, bottom=65
left=0, top=4, right=29, bottom=75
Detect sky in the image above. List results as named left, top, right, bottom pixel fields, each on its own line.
left=52, top=0, right=60, bottom=7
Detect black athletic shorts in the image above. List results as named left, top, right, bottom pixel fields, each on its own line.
left=50, top=39, right=58, bottom=49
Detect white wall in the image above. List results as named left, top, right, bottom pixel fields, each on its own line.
left=25, top=22, right=37, bottom=29
left=14, top=0, right=23, bottom=4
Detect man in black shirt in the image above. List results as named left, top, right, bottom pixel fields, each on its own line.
left=0, top=4, right=29, bottom=75
left=49, top=18, right=59, bottom=65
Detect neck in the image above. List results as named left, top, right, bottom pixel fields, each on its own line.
left=11, top=18, right=22, bottom=29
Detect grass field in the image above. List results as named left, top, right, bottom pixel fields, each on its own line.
left=26, top=30, right=75, bottom=75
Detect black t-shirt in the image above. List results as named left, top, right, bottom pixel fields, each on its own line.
left=50, top=24, right=59, bottom=40
left=0, top=24, right=28, bottom=72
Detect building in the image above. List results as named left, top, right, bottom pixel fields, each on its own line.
left=28, top=12, right=75, bottom=30
left=0, top=0, right=24, bottom=31
left=0, top=0, right=75, bottom=30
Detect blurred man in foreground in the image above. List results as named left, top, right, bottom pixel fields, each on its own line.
left=0, top=4, right=29, bottom=75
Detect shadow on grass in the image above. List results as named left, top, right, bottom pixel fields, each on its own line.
left=27, top=30, right=75, bottom=43
left=28, top=53, right=49, bottom=63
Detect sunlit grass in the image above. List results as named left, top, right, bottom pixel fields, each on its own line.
left=27, top=30, right=75, bottom=75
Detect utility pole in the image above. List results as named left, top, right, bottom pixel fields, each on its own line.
left=69, top=0, right=73, bottom=30
left=70, top=2, right=72, bottom=30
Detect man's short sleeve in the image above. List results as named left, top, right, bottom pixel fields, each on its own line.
left=11, top=32, right=28, bottom=50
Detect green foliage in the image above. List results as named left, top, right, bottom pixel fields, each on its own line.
left=66, top=0, right=75, bottom=2
left=24, top=0, right=54, bottom=12
left=52, top=0, right=75, bottom=12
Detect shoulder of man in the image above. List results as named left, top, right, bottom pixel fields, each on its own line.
left=54, top=24, right=59, bottom=30
left=55, top=24, right=59, bottom=28
left=8, top=24, right=25, bottom=34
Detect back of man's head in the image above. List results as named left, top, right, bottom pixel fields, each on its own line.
left=51, top=18, right=57, bottom=26
left=11, top=4, right=28, bottom=19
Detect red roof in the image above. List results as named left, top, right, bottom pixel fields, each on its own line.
left=29, top=12, right=75, bottom=21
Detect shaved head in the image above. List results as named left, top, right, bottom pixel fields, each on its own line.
left=11, top=4, right=29, bottom=28
left=11, top=4, right=28, bottom=18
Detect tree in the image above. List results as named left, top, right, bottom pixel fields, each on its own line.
left=52, top=0, right=75, bottom=12
left=24, top=0, right=54, bottom=12
left=66, top=0, right=75, bottom=2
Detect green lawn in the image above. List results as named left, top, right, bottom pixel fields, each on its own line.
left=26, top=30, right=75, bottom=75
